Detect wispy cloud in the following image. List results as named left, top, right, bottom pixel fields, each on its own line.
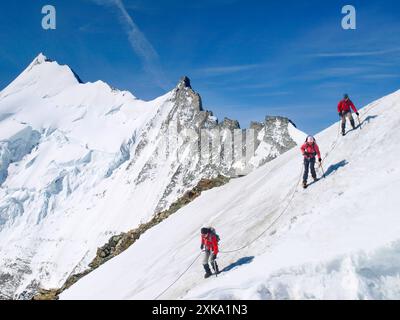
left=291, top=67, right=373, bottom=82
left=196, top=64, right=263, bottom=76
left=312, top=48, right=400, bottom=58
left=359, top=74, right=399, bottom=80
left=243, top=91, right=292, bottom=97
left=236, top=82, right=278, bottom=90
left=91, top=0, right=170, bottom=89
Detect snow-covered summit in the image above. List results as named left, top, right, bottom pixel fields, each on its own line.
left=3, top=53, right=81, bottom=98
left=28, top=53, right=51, bottom=67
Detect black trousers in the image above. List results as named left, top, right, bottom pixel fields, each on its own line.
left=303, top=157, right=317, bottom=182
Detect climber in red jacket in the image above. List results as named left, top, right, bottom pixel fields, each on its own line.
left=200, top=227, right=219, bottom=278
left=301, top=136, right=322, bottom=188
left=338, top=94, right=359, bottom=136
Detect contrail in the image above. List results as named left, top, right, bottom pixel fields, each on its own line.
left=92, top=0, right=170, bottom=89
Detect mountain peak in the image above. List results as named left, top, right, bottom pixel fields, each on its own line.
left=28, top=53, right=52, bottom=70
left=177, top=76, right=192, bottom=89
left=172, top=76, right=203, bottom=112
left=24, top=53, right=83, bottom=84
left=35, top=53, right=50, bottom=63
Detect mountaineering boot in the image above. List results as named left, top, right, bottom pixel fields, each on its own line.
left=350, top=119, right=356, bottom=130
left=212, top=261, right=220, bottom=275
left=303, top=181, right=308, bottom=189
left=203, top=264, right=212, bottom=279
left=341, top=124, right=346, bottom=136
left=313, top=177, right=319, bottom=183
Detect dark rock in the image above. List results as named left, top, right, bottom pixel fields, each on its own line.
left=179, top=76, right=192, bottom=89
left=220, top=118, right=240, bottom=130
left=250, top=121, right=264, bottom=132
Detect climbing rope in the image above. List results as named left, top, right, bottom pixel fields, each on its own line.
left=154, top=251, right=202, bottom=300
left=219, top=165, right=304, bottom=254
left=322, top=121, right=342, bottom=162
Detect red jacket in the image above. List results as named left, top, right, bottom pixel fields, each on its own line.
left=201, top=233, right=219, bottom=255
left=301, top=143, right=321, bottom=160
left=338, top=99, right=358, bottom=114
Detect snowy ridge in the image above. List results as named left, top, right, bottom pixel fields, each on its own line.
left=0, top=54, right=303, bottom=299
left=61, top=89, right=400, bottom=300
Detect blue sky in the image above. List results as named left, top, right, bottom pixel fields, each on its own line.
left=1, top=0, right=400, bottom=134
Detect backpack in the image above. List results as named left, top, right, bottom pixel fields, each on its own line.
left=208, top=227, right=220, bottom=243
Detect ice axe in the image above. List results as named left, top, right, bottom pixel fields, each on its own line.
left=319, top=161, right=326, bottom=179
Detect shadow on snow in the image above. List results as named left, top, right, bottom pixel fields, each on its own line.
left=361, top=115, right=378, bottom=127
left=324, top=160, right=349, bottom=178
left=221, top=256, right=255, bottom=273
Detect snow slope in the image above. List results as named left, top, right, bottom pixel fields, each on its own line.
left=62, top=90, right=400, bottom=300
left=0, top=54, right=303, bottom=299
